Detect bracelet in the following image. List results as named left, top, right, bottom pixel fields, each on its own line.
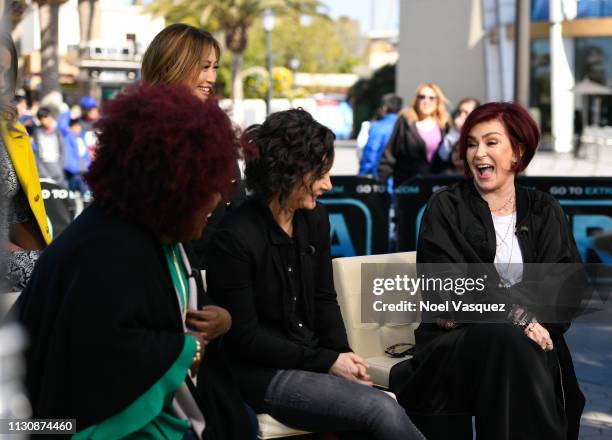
left=192, top=339, right=202, bottom=365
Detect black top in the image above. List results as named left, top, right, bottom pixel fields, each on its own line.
left=189, top=161, right=246, bottom=268
left=206, top=198, right=352, bottom=412
left=409, top=179, right=586, bottom=438
left=377, top=117, right=447, bottom=187
left=15, top=203, right=251, bottom=439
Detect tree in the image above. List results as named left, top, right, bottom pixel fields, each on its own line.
left=242, top=14, right=364, bottom=75
left=36, top=0, right=69, bottom=100
left=348, top=63, right=396, bottom=137
left=145, top=0, right=325, bottom=100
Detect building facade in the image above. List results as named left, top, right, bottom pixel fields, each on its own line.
left=397, top=0, right=612, bottom=152
left=14, top=0, right=164, bottom=106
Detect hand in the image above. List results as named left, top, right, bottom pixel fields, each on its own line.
left=186, top=306, right=232, bottom=342
left=330, top=352, right=373, bottom=386
left=524, top=323, right=553, bottom=352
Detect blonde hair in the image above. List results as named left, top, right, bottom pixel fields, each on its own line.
left=141, top=24, right=220, bottom=86
left=403, top=82, right=450, bottom=129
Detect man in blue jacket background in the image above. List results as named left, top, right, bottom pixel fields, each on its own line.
left=358, top=93, right=403, bottom=179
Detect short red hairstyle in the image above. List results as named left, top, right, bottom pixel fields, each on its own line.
left=458, top=101, right=539, bottom=176
left=85, top=82, right=238, bottom=240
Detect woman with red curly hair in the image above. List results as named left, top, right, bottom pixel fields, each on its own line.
left=15, top=83, right=254, bottom=439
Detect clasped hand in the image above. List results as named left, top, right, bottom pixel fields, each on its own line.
left=330, top=352, right=373, bottom=386
left=186, top=305, right=232, bottom=342
left=524, top=322, right=553, bottom=352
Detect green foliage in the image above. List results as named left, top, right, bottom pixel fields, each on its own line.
left=243, top=15, right=364, bottom=74
left=349, top=63, right=396, bottom=135
left=242, top=66, right=308, bottom=99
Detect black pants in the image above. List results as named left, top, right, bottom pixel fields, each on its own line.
left=393, top=324, right=569, bottom=440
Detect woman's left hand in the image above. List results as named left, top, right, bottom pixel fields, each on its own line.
left=524, top=323, right=553, bottom=352
left=186, top=306, right=232, bottom=342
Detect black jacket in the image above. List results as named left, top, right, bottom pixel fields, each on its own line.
left=377, top=116, right=447, bottom=187
left=206, top=198, right=351, bottom=412
left=15, top=203, right=252, bottom=439
left=413, top=179, right=586, bottom=439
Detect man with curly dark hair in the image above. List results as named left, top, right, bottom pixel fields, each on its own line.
left=15, top=83, right=254, bottom=440
left=206, top=108, right=424, bottom=439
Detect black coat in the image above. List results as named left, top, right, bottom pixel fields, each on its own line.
left=392, top=179, right=585, bottom=440
left=206, top=198, right=351, bottom=412
left=377, top=116, right=447, bottom=187
left=15, top=203, right=252, bottom=439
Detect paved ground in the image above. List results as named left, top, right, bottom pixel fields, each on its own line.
left=333, top=139, right=612, bottom=438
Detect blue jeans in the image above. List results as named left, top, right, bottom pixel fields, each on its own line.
left=263, top=369, right=424, bottom=440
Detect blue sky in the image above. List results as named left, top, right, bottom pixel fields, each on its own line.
left=323, top=0, right=399, bottom=33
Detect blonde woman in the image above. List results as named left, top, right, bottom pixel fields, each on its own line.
left=378, top=82, right=451, bottom=187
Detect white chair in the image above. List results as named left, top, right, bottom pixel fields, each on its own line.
left=332, top=252, right=419, bottom=388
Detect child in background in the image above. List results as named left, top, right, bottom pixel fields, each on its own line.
left=32, top=107, right=66, bottom=187
left=63, top=118, right=90, bottom=194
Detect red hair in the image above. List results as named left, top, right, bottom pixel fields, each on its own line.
left=85, top=82, right=238, bottom=240
left=458, top=102, right=539, bottom=176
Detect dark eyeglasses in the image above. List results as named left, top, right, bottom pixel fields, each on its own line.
left=418, top=95, right=437, bottom=101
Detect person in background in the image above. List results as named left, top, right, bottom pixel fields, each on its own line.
left=207, top=109, right=424, bottom=440
left=31, top=107, right=66, bottom=188
left=141, top=23, right=245, bottom=269
left=378, top=82, right=450, bottom=188
left=0, top=32, right=50, bottom=292
left=433, top=97, right=480, bottom=174
left=16, top=82, right=254, bottom=439
left=63, top=118, right=90, bottom=194
left=79, top=95, right=100, bottom=158
left=14, top=94, right=35, bottom=135
left=358, top=93, right=403, bottom=179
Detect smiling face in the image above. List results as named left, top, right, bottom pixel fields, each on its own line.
left=416, top=86, right=438, bottom=118
left=186, top=47, right=218, bottom=102
left=286, top=169, right=333, bottom=211
left=466, top=119, right=520, bottom=194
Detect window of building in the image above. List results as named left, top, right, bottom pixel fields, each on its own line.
left=575, top=37, right=612, bottom=125
left=530, top=39, right=551, bottom=132
left=531, top=0, right=612, bottom=21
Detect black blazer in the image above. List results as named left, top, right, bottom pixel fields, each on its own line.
left=16, top=203, right=252, bottom=439
left=206, top=198, right=351, bottom=412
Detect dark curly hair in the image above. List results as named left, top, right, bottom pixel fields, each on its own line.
left=243, top=109, right=335, bottom=205
left=85, top=82, right=238, bottom=240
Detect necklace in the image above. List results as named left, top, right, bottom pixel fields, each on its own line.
left=494, top=212, right=516, bottom=287
left=171, top=246, right=188, bottom=320
left=494, top=211, right=515, bottom=253
left=490, top=194, right=515, bottom=215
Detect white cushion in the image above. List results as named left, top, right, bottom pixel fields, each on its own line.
left=332, top=252, right=419, bottom=388
left=257, top=414, right=308, bottom=439
left=367, top=355, right=412, bottom=389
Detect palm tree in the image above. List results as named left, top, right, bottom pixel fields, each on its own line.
left=145, top=0, right=326, bottom=100
left=35, top=0, right=69, bottom=99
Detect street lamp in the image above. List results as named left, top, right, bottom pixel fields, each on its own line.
left=289, top=57, right=300, bottom=89
left=262, top=8, right=275, bottom=115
